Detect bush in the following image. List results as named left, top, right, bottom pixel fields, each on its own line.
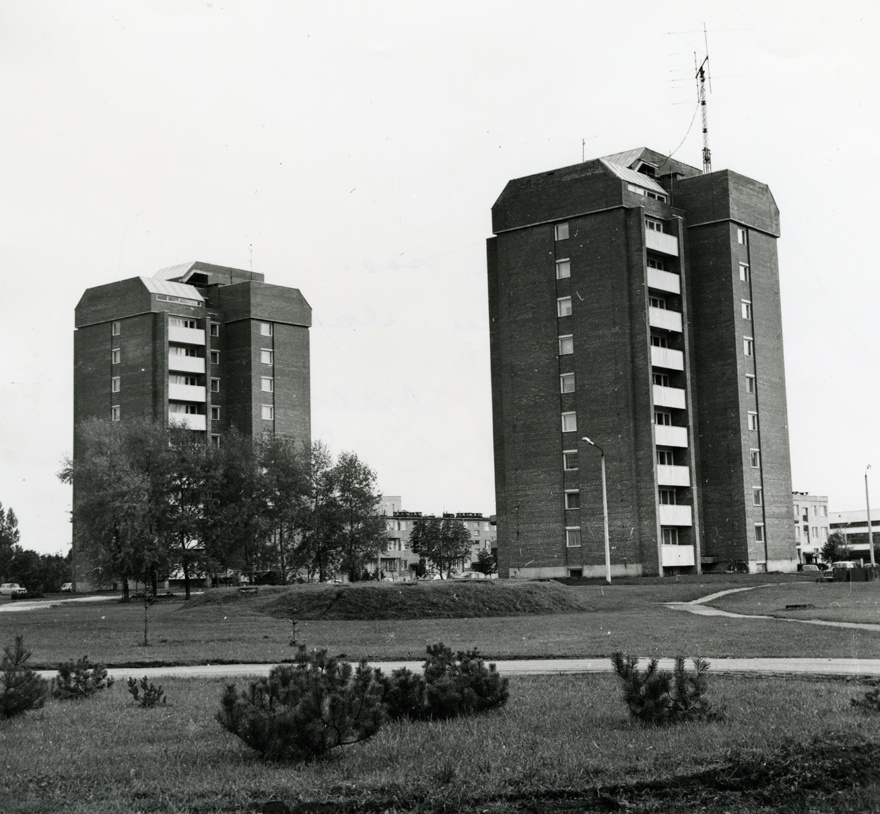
left=0, top=636, right=48, bottom=719
left=217, top=645, right=386, bottom=761
left=127, top=676, right=166, bottom=708
left=52, top=656, right=114, bottom=700
left=611, top=652, right=720, bottom=726
left=851, top=682, right=880, bottom=713
left=383, top=642, right=509, bottom=721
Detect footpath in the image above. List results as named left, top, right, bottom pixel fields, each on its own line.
left=14, top=585, right=880, bottom=681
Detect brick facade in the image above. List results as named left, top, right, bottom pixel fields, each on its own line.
left=488, top=149, right=796, bottom=577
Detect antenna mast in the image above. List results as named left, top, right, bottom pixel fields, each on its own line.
left=695, top=23, right=712, bottom=173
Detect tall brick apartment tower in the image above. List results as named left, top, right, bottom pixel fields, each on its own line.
left=487, top=148, right=795, bottom=578
left=73, top=261, right=311, bottom=586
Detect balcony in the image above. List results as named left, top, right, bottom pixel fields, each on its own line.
left=661, top=544, right=695, bottom=567
left=646, top=229, right=679, bottom=256
left=168, top=412, right=206, bottom=431
left=659, top=504, right=693, bottom=526
left=168, top=326, right=205, bottom=345
left=649, top=307, right=682, bottom=332
left=647, top=267, right=681, bottom=294
left=168, top=383, right=206, bottom=402
left=168, top=353, right=205, bottom=374
left=657, top=465, right=690, bottom=487
left=650, top=346, right=684, bottom=371
left=653, top=384, right=686, bottom=409
left=655, top=424, right=688, bottom=447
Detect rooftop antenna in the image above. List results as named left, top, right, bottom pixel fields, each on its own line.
left=695, top=23, right=712, bottom=173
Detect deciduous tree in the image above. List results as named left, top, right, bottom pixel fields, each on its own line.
left=410, top=517, right=473, bottom=578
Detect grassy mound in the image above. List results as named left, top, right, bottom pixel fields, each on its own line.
left=185, top=580, right=596, bottom=620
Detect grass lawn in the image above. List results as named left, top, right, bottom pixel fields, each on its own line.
left=707, top=581, right=880, bottom=626
left=2, top=672, right=879, bottom=813
left=4, top=577, right=880, bottom=667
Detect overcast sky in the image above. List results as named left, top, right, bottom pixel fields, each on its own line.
left=3, top=1, right=879, bottom=555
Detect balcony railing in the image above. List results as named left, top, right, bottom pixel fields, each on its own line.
left=657, top=464, right=691, bottom=487
left=648, top=307, right=682, bottom=332
left=647, top=267, right=681, bottom=294
left=168, top=412, right=206, bottom=431
left=653, top=384, right=686, bottom=409
left=654, top=424, right=688, bottom=447
left=168, top=383, right=206, bottom=402
left=646, top=229, right=679, bottom=256
left=168, top=326, right=205, bottom=345
left=661, top=544, right=695, bottom=567
left=168, top=353, right=205, bottom=374
left=659, top=504, right=693, bottom=526
left=650, top=346, right=684, bottom=371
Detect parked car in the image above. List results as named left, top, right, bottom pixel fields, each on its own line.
left=60, top=583, right=73, bottom=592
left=831, top=561, right=857, bottom=570
left=0, top=583, right=26, bottom=597
left=801, top=564, right=820, bottom=572
left=454, top=571, right=487, bottom=580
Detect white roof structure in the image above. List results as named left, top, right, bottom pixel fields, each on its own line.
left=138, top=276, right=204, bottom=301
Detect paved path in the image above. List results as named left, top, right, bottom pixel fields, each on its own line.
left=34, top=656, right=880, bottom=682
left=665, top=585, right=880, bottom=632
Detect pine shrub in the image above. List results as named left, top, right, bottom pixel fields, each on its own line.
left=127, top=676, right=166, bottom=708
left=0, top=636, right=48, bottom=719
left=52, top=656, right=114, bottom=700
left=611, top=652, right=720, bottom=726
left=217, top=645, right=386, bottom=761
left=383, top=642, right=509, bottom=721
left=851, top=683, right=880, bottom=713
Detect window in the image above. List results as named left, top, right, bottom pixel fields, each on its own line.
left=741, top=300, right=752, bottom=320
left=755, top=523, right=765, bottom=543
left=739, top=263, right=750, bottom=282
left=661, top=527, right=680, bottom=545
left=656, top=449, right=674, bottom=466
left=649, top=295, right=666, bottom=309
left=111, top=321, right=121, bottom=336
left=111, top=405, right=120, bottom=421
left=557, top=297, right=573, bottom=317
left=650, top=334, right=668, bottom=348
left=210, top=351, right=220, bottom=365
left=211, top=434, right=221, bottom=447
left=565, top=527, right=581, bottom=547
left=261, top=349, right=273, bottom=365
left=260, top=322, right=273, bottom=337
left=210, top=378, right=220, bottom=393
left=111, top=376, right=120, bottom=393
left=561, top=412, right=577, bottom=433
left=558, top=335, right=574, bottom=355
left=210, top=323, right=220, bottom=337
left=737, top=228, right=748, bottom=245
left=646, top=218, right=664, bottom=232
left=812, top=526, right=818, bottom=538
left=743, top=337, right=754, bottom=357
left=565, top=491, right=580, bottom=510
left=563, top=450, right=578, bottom=470
left=111, top=348, right=121, bottom=365
left=753, top=487, right=763, bottom=506
left=211, top=406, right=220, bottom=421
left=261, top=404, right=274, bottom=421
left=555, top=259, right=571, bottom=279
left=746, top=375, right=756, bottom=394
left=171, top=375, right=197, bottom=386
left=169, top=317, right=198, bottom=329
left=748, top=412, right=758, bottom=431
left=654, top=410, right=672, bottom=426
left=647, top=257, right=672, bottom=271
left=659, top=488, right=676, bottom=505
left=652, top=372, right=670, bottom=387
left=560, top=373, right=575, bottom=393
left=750, top=449, right=761, bottom=468
left=261, top=377, right=274, bottom=393
left=555, top=222, right=569, bottom=241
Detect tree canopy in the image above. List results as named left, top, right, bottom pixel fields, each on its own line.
left=61, top=419, right=385, bottom=593
left=409, top=516, right=473, bottom=578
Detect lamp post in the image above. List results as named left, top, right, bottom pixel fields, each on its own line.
left=867, top=466, right=875, bottom=567
left=582, top=437, right=611, bottom=584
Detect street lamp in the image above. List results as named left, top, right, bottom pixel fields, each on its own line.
left=867, top=466, right=876, bottom=567
left=582, top=437, right=612, bottom=584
